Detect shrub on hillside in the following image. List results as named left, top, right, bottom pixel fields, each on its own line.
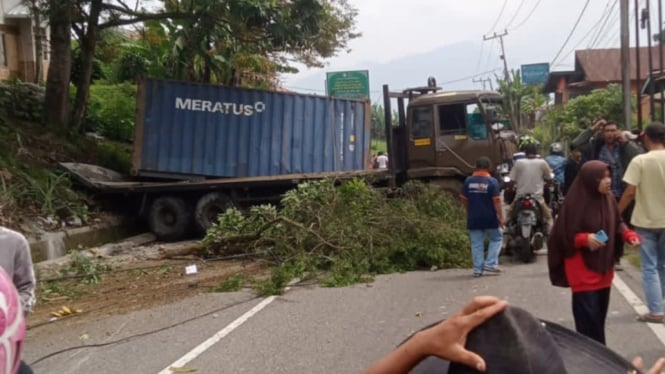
left=85, top=83, right=136, bottom=142
left=204, top=179, right=471, bottom=294
left=0, top=80, right=45, bottom=123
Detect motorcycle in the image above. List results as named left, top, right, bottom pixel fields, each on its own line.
left=502, top=177, right=547, bottom=264
left=544, top=179, right=563, bottom=218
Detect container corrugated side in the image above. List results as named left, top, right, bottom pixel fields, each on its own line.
left=133, top=78, right=371, bottom=179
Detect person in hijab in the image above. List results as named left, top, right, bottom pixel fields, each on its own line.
left=547, top=160, right=641, bottom=345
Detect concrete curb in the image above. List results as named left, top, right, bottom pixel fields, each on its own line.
left=29, top=221, right=143, bottom=263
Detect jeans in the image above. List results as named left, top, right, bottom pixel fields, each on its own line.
left=469, top=228, right=503, bottom=274
left=636, top=227, right=665, bottom=316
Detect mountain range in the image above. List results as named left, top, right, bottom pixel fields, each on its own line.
left=283, top=42, right=501, bottom=102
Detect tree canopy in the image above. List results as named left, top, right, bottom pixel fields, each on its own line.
left=41, top=0, right=360, bottom=131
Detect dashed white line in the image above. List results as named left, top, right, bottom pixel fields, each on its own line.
left=613, top=273, right=665, bottom=346
left=157, top=280, right=299, bottom=374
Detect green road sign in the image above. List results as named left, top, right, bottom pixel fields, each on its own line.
left=326, top=70, right=370, bottom=100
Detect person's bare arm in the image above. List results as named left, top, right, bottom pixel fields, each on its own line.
left=619, top=184, right=636, bottom=214
left=362, top=297, right=509, bottom=374
left=493, top=197, right=503, bottom=227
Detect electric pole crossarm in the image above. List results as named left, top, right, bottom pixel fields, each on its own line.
left=483, top=30, right=511, bottom=84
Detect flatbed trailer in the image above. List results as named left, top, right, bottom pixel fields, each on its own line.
left=60, top=162, right=392, bottom=241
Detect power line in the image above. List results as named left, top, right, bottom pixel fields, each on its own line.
left=474, top=37, right=486, bottom=74
left=472, top=77, right=494, bottom=91
left=588, top=0, right=619, bottom=48
left=487, top=0, right=508, bottom=34
left=510, top=0, right=544, bottom=31
left=482, top=38, right=497, bottom=72
left=596, top=0, right=639, bottom=49
left=554, top=0, right=616, bottom=66
left=484, top=30, right=511, bottom=83
left=551, top=0, right=592, bottom=66
left=503, top=0, right=526, bottom=30
left=439, top=68, right=503, bottom=86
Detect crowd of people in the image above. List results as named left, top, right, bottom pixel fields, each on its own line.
left=364, top=120, right=665, bottom=373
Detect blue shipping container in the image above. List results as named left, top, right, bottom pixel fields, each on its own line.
left=132, top=78, right=371, bottom=179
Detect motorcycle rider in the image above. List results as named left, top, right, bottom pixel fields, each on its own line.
left=545, top=143, right=566, bottom=184
left=507, top=142, right=554, bottom=247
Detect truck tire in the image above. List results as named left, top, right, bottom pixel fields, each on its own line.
left=148, top=196, right=193, bottom=241
left=195, top=192, right=235, bottom=233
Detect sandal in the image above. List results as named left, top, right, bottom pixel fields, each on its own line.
left=636, top=314, right=664, bottom=323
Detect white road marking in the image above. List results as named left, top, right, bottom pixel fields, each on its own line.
left=613, top=273, right=665, bottom=346
left=157, top=280, right=298, bottom=374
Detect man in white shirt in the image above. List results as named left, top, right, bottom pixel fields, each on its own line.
left=376, top=152, right=389, bottom=169
left=508, top=143, right=554, bottom=236
left=619, top=122, right=665, bottom=323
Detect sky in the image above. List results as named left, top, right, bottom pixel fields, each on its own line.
left=281, top=0, right=661, bottom=94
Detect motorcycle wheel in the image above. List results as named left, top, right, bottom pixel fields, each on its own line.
left=515, top=237, right=535, bottom=263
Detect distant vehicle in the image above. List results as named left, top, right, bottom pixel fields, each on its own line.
left=62, top=78, right=518, bottom=241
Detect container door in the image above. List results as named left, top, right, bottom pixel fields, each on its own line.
left=435, top=102, right=491, bottom=175
left=407, top=106, right=436, bottom=169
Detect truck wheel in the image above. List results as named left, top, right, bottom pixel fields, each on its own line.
left=195, top=192, right=235, bottom=233
left=148, top=196, right=193, bottom=241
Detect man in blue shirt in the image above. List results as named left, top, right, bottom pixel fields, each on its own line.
left=460, top=157, right=504, bottom=277
left=572, top=119, right=644, bottom=269
left=545, top=143, right=566, bottom=184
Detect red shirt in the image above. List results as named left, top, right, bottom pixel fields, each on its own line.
left=564, top=231, right=639, bottom=293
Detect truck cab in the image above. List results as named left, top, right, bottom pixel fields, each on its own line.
left=383, top=82, right=517, bottom=189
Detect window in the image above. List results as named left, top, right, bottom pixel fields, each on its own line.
left=466, top=103, right=487, bottom=140
left=438, top=104, right=466, bottom=134
left=438, top=103, right=488, bottom=140
left=410, top=106, right=433, bottom=139
left=0, top=35, right=7, bottom=67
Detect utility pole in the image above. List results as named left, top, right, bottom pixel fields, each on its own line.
left=484, top=30, right=511, bottom=83
left=472, top=77, right=493, bottom=91
left=658, top=0, right=664, bottom=121
left=621, top=0, right=632, bottom=130
left=635, top=0, right=643, bottom=128
left=643, top=3, right=656, bottom=121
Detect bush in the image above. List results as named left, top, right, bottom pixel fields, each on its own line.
left=86, top=83, right=136, bottom=142
left=95, top=141, right=133, bottom=175
left=0, top=80, right=45, bottom=123
left=204, top=179, right=471, bottom=294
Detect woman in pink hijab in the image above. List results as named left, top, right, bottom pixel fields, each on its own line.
left=0, top=266, right=26, bottom=374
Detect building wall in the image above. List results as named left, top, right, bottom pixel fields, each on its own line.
left=0, top=24, right=21, bottom=80
left=0, top=17, right=48, bottom=82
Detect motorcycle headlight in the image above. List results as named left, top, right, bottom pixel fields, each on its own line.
left=503, top=176, right=511, bottom=184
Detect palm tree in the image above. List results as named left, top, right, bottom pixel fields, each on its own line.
left=496, top=70, right=530, bottom=131
left=521, top=85, right=550, bottom=127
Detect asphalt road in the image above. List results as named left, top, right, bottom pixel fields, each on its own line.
left=25, top=256, right=665, bottom=374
